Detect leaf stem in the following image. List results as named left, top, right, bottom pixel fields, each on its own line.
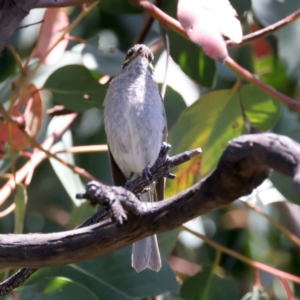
left=202, top=249, right=222, bottom=300
left=182, top=225, right=300, bottom=285
left=243, top=201, right=300, bottom=248
left=24, top=1, right=99, bottom=85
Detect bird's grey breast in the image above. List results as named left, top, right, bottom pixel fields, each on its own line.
left=103, top=67, right=166, bottom=177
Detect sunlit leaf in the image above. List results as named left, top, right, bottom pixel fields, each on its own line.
left=255, top=56, right=290, bottom=91
left=5, top=277, right=99, bottom=300
left=44, top=65, right=107, bottom=112
left=33, top=8, right=69, bottom=65
left=177, top=0, right=242, bottom=61
left=82, top=35, right=125, bottom=76
left=240, top=85, right=281, bottom=131
left=47, top=117, right=85, bottom=207
left=167, top=88, right=245, bottom=196
left=13, top=184, right=27, bottom=233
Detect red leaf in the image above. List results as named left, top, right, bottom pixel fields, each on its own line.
left=0, top=85, right=44, bottom=152
left=177, top=0, right=242, bottom=62
left=33, top=8, right=69, bottom=65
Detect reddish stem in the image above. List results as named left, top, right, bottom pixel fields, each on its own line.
left=279, top=277, right=295, bottom=300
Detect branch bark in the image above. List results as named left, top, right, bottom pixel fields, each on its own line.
left=0, top=133, right=298, bottom=270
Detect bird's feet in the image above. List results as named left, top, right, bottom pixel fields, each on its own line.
left=142, top=165, right=153, bottom=182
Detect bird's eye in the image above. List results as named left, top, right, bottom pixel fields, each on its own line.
left=148, top=53, right=154, bottom=63
left=126, top=50, right=134, bottom=59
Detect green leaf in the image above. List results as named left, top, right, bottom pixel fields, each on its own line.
left=44, top=65, right=108, bottom=112
left=252, top=0, right=300, bottom=79
left=161, top=0, right=216, bottom=87
left=14, top=184, right=27, bottom=234
left=229, top=0, right=252, bottom=17
left=255, top=56, right=290, bottom=91
left=167, top=88, right=245, bottom=195
left=240, top=85, right=281, bottom=131
left=25, top=246, right=179, bottom=299
left=158, top=228, right=180, bottom=256
left=162, top=85, right=187, bottom=130
left=47, top=118, right=86, bottom=207
left=180, top=266, right=239, bottom=300
left=5, top=277, right=99, bottom=300
left=82, top=35, right=125, bottom=76
left=99, top=0, right=140, bottom=14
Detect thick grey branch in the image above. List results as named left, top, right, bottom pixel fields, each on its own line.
left=0, top=133, right=298, bottom=269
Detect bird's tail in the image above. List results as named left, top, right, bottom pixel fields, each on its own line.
left=131, top=184, right=162, bottom=272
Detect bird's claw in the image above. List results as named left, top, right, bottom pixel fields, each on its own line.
left=142, top=165, right=153, bottom=182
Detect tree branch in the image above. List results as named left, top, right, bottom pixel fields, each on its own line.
left=0, top=133, right=298, bottom=271
left=0, top=0, right=40, bottom=52
left=226, top=9, right=300, bottom=48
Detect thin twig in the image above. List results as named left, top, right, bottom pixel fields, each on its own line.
left=136, top=1, right=300, bottom=114
left=161, top=27, right=169, bottom=99
left=0, top=113, right=78, bottom=205
left=225, top=56, right=300, bottom=113
left=5, top=44, right=25, bottom=77
left=243, top=201, right=300, bottom=248
left=182, top=225, right=300, bottom=285
left=24, top=1, right=99, bottom=85
left=16, top=20, right=44, bottom=30
left=278, top=277, right=294, bottom=300
left=227, top=9, right=300, bottom=48
left=0, top=104, right=97, bottom=182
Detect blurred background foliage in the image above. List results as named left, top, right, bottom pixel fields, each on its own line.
left=1, top=0, right=300, bottom=299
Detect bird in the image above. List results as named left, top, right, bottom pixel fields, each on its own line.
left=103, top=44, right=167, bottom=272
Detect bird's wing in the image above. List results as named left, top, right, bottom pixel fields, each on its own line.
left=108, top=146, right=127, bottom=187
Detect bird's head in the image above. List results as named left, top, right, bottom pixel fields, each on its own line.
left=122, top=44, right=154, bottom=73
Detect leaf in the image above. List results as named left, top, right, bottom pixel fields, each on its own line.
left=99, top=0, right=140, bottom=14
left=180, top=265, right=239, bottom=300
left=161, top=0, right=216, bottom=87
left=255, top=56, right=290, bottom=91
left=24, top=246, right=179, bottom=299
left=252, top=0, right=300, bottom=80
left=158, top=228, right=180, bottom=256
left=240, top=85, right=281, bottom=131
left=82, top=36, right=125, bottom=76
left=167, top=84, right=281, bottom=196
left=5, top=277, right=99, bottom=300
left=44, top=65, right=108, bottom=112
left=167, top=88, right=245, bottom=196
left=0, top=84, right=43, bottom=151
left=229, top=0, right=252, bottom=17
left=47, top=117, right=85, bottom=207
left=161, top=85, right=187, bottom=130
left=33, top=8, right=69, bottom=65
left=177, top=0, right=242, bottom=61
left=14, top=184, right=27, bottom=233
left=241, top=285, right=269, bottom=300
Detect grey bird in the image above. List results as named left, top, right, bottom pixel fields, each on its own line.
left=103, top=44, right=167, bottom=272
